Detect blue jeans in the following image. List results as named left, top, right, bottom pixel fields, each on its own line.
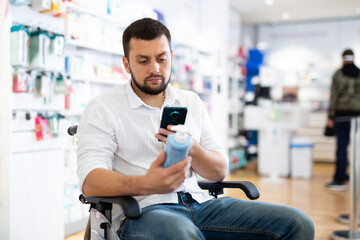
left=334, top=120, right=351, bottom=183
left=118, top=192, right=314, bottom=240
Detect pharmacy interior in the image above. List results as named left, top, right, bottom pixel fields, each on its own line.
left=1, top=0, right=360, bottom=239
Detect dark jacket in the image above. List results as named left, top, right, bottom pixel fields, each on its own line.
left=328, top=63, right=360, bottom=120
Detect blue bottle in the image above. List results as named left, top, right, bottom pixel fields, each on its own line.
left=163, top=125, right=192, bottom=168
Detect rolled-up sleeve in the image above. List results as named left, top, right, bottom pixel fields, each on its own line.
left=77, top=100, right=118, bottom=192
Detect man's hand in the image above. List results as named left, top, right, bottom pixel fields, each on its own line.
left=155, top=125, right=201, bottom=158
left=328, top=119, right=334, bottom=128
left=155, top=125, right=227, bottom=182
left=155, top=125, right=176, bottom=144
left=155, top=125, right=193, bottom=144
left=141, top=151, right=191, bottom=194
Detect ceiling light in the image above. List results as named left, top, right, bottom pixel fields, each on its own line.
left=265, top=0, right=274, bottom=6
left=282, top=12, right=290, bottom=20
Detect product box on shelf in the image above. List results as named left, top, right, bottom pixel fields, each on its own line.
left=10, top=25, right=29, bottom=67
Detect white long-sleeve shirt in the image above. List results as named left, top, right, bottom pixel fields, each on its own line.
left=77, top=80, right=228, bottom=229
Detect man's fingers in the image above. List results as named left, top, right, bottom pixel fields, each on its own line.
left=155, top=133, right=167, bottom=143
left=166, top=157, right=191, bottom=174
left=152, top=151, right=166, bottom=166
left=159, top=127, right=173, bottom=136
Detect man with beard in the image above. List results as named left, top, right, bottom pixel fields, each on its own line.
left=77, top=18, right=314, bottom=239
left=325, top=49, right=360, bottom=190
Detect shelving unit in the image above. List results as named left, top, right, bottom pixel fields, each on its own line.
left=172, top=43, right=216, bottom=115
left=9, top=5, right=69, bottom=237
left=62, top=3, right=126, bottom=234
left=227, top=55, right=247, bottom=170
left=226, top=9, right=247, bottom=170
left=8, top=3, right=121, bottom=237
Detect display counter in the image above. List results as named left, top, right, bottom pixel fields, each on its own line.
left=244, top=104, right=309, bottom=176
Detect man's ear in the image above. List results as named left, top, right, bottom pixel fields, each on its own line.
left=123, top=56, right=131, bottom=74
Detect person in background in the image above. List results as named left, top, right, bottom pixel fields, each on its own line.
left=325, top=49, right=360, bottom=190
left=77, top=17, right=314, bottom=239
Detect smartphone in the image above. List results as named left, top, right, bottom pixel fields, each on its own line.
left=160, top=106, right=188, bottom=135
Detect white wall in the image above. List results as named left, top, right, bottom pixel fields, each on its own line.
left=0, top=11, right=12, bottom=240
left=247, top=19, right=360, bottom=83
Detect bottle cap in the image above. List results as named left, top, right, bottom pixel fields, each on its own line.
left=170, top=125, right=187, bottom=143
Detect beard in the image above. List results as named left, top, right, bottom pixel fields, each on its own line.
left=130, top=68, right=171, bottom=95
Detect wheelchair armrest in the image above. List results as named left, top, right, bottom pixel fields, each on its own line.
left=198, top=181, right=260, bottom=200
left=79, top=194, right=141, bottom=219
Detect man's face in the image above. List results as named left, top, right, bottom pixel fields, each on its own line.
left=123, top=35, right=173, bottom=95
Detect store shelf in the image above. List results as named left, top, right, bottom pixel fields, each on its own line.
left=65, top=2, right=126, bottom=28
left=70, top=76, right=125, bottom=85
left=194, top=89, right=212, bottom=96
left=173, top=41, right=213, bottom=56
left=63, top=110, right=83, bottom=117
left=10, top=5, right=65, bottom=35
left=13, top=66, right=66, bottom=75
left=66, top=38, right=124, bottom=56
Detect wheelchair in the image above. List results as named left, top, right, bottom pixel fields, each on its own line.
left=68, top=125, right=260, bottom=240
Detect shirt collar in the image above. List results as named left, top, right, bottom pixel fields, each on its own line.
left=126, top=80, right=145, bottom=109
left=163, top=83, right=179, bottom=106
left=125, top=80, right=180, bottom=109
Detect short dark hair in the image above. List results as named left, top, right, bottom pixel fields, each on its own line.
left=342, top=49, right=354, bottom=57
left=122, top=18, right=171, bottom=58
